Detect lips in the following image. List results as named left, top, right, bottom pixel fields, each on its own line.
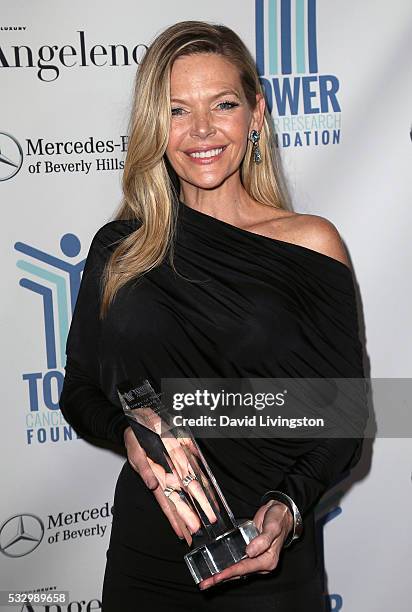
left=184, top=145, right=228, bottom=161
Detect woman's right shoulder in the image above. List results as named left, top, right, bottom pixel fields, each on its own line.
left=90, top=218, right=143, bottom=258
left=83, top=219, right=143, bottom=272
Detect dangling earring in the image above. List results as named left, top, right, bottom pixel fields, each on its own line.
left=248, top=129, right=262, bottom=164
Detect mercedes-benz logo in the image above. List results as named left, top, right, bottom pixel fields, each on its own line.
left=0, top=132, right=23, bottom=181
left=0, top=514, right=44, bottom=557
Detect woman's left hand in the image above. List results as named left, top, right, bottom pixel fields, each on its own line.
left=198, top=499, right=294, bottom=590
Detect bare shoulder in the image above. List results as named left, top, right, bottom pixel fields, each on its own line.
left=287, top=213, right=351, bottom=268
left=252, top=205, right=351, bottom=270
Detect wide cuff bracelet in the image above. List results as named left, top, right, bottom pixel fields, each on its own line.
left=260, top=490, right=303, bottom=548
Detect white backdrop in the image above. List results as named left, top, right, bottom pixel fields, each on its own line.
left=1, top=1, right=411, bottom=610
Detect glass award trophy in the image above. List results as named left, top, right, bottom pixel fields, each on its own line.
left=117, top=378, right=259, bottom=585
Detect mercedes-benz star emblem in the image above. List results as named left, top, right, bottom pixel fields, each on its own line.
left=0, top=132, right=24, bottom=181
left=0, top=514, right=44, bottom=557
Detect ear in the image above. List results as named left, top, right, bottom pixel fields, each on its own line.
left=250, top=93, right=266, bottom=132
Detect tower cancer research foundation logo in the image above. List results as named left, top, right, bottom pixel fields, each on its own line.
left=255, top=0, right=341, bottom=147
left=0, top=132, right=24, bottom=180
left=15, top=234, right=86, bottom=445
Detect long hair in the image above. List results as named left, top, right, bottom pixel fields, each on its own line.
left=100, top=20, right=291, bottom=317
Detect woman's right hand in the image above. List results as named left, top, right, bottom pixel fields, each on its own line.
left=123, top=426, right=195, bottom=545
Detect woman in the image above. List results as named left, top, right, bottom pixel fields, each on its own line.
left=59, top=20, right=367, bottom=611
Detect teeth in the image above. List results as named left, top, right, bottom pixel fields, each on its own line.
left=189, top=147, right=224, bottom=159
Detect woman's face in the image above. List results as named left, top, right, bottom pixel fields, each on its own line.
left=165, top=53, right=264, bottom=191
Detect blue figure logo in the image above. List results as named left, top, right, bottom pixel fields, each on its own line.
left=15, top=234, right=85, bottom=370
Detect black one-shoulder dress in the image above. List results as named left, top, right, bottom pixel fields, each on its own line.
left=60, top=199, right=367, bottom=612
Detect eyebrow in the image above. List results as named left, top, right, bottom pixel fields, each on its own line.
left=170, top=89, right=241, bottom=103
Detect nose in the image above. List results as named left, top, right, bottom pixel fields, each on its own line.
left=190, top=110, right=216, bottom=139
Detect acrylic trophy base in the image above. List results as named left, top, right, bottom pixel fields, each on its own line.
left=184, top=520, right=260, bottom=584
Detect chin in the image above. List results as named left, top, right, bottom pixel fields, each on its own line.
left=183, top=170, right=232, bottom=188
left=188, top=177, right=229, bottom=190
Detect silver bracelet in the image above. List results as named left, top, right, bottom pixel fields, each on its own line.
left=260, top=490, right=303, bottom=548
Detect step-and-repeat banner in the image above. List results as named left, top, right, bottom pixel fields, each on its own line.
left=1, top=1, right=411, bottom=610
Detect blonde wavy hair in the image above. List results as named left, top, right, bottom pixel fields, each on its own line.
left=100, top=20, right=291, bottom=317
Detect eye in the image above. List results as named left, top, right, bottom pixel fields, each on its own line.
left=171, top=107, right=185, bottom=117
left=217, top=100, right=239, bottom=110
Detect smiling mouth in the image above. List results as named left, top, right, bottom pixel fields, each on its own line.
left=186, top=145, right=227, bottom=160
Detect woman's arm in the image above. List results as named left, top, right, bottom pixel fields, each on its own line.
left=264, top=435, right=364, bottom=518
left=59, top=220, right=206, bottom=543
left=59, top=221, right=135, bottom=447
left=60, top=356, right=129, bottom=446
left=269, top=219, right=368, bottom=517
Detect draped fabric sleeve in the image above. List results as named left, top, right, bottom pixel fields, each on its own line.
left=59, top=220, right=140, bottom=447
left=268, top=260, right=368, bottom=518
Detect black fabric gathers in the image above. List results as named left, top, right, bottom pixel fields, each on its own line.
left=60, top=199, right=366, bottom=611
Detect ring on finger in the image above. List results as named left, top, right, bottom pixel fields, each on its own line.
left=182, top=474, right=197, bottom=487
left=164, top=486, right=178, bottom=498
